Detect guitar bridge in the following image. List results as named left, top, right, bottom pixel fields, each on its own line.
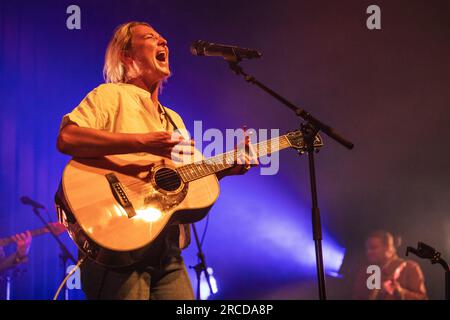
left=105, top=173, right=136, bottom=218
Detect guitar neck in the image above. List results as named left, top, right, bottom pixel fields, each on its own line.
left=0, top=227, right=50, bottom=247
left=177, top=134, right=292, bottom=182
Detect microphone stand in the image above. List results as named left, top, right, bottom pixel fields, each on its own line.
left=225, top=57, right=354, bottom=300
left=407, top=242, right=449, bottom=300
left=31, top=206, right=76, bottom=300
left=189, top=224, right=214, bottom=300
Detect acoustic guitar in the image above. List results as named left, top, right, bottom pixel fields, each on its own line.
left=55, top=130, right=323, bottom=267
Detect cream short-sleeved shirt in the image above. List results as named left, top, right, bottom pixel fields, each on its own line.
left=60, top=82, right=190, bottom=249
left=60, top=82, right=186, bottom=134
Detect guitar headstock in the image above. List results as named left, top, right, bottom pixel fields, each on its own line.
left=285, top=130, right=324, bottom=152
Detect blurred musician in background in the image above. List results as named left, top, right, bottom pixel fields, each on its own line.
left=353, top=230, right=427, bottom=300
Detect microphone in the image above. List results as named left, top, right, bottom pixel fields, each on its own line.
left=20, top=196, right=46, bottom=210
left=190, top=40, right=262, bottom=61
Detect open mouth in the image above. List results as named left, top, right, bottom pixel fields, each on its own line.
left=156, top=51, right=167, bottom=62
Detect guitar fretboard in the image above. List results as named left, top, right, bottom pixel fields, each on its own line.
left=176, top=135, right=291, bottom=182
left=0, top=227, right=50, bottom=247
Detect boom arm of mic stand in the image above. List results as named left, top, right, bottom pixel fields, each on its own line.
left=227, top=60, right=354, bottom=150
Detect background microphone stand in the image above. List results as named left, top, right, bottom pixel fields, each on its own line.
left=22, top=199, right=76, bottom=300
left=223, top=55, right=354, bottom=300
left=189, top=223, right=214, bottom=300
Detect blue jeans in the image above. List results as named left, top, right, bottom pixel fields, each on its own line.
left=80, top=226, right=195, bottom=300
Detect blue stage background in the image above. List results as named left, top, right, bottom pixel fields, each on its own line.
left=0, top=0, right=449, bottom=299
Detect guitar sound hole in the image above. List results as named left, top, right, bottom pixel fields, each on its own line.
left=154, top=168, right=182, bottom=192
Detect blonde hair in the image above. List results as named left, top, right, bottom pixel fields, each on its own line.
left=103, top=21, right=151, bottom=83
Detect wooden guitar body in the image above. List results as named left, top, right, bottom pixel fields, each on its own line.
left=56, top=151, right=219, bottom=267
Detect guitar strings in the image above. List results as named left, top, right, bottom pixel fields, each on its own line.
left=121, top=140, right=286, bottom=188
